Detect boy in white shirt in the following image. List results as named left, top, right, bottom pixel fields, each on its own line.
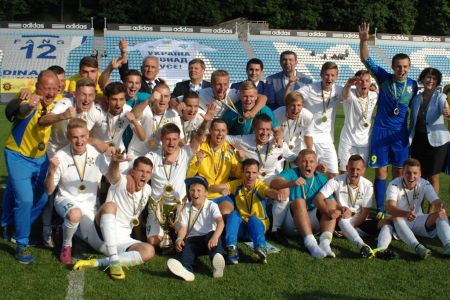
left=73, top=155, right=155, bottom=280
left=386, top=158, right=450, bottom=258
left=167, top=176, right=225, bottom=282
left=45, top=118, right=109, bottom=264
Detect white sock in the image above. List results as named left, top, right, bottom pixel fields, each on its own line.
left=319, top=231, right=335, bottom=257
left=271, top=199, right=289, bottom=232
left=436, top=219, right=450, bottom=247
left=119, top=251, right=144, bottom=267
left=62, top=218, right=79, bottom=247
left=339, top=218, right=365, bottom=248
left=304, top=234, right=326, bottom=258
left=377, top=224, right=393, bottom=250
left=95, top=251, right=143, bottom=267
left=394, top=219, right=419, bottom=249
left=100, top=214, right=119, bottom=262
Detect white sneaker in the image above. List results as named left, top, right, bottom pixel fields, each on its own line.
left=167, top=258, right=195, bottom=281
left=212, top=253, right=225, bottom=278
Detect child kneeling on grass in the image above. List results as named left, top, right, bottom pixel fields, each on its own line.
left=210, top=159, right=285, bottom=264
left=167, top=176, right=225, bottom=281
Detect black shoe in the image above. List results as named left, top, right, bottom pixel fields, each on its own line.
left=269, top=229, right=289, bottom=246
left=360, top=244, right=374, bottom=259
left=374, top=248, right=397, bottom=260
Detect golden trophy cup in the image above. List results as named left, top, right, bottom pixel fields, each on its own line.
left=148, top=184, right=187, bottom=250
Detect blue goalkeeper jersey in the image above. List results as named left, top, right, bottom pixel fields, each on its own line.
left=363, top=57, right=417, bottom=130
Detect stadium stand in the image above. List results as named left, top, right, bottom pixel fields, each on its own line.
left=1, top=21, right=449, bottom=102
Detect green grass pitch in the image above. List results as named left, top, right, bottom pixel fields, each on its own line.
left=0, top=103, right=449, bottom=300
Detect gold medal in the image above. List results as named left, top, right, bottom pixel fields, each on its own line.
left=108, top=142, right=115, bottom=147
left=79, top=184, right=86, bottom=191
left=38, top=142, right=45, bottom=151
left=321, top=115, right=327, bottom=123
left=261, top=171, right=267, bottom=177
left=393, top=107, right=400, bottom=116
left=289, top=144, right=294, bottom=150
left=363, top=122, right=369, bottom=128
left=131, top=218, right=140, bottom=227
left=237, top=116, right=245, bottom=124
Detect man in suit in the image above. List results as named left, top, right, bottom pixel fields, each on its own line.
left=172, top=58, right=211, bottom=98
left=231, top=58, right=275, bottom=106
left=118, top=39, right=164, bottom=94
left=266, top=51, right=312, bottom=109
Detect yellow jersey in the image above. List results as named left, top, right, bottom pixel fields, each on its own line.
left=5, top=100, right=55, bottom=158
left=227, top=179, right=269, bottom=231
left=187, top=140, right=242, bottom=199
left=66, top=73, right=103, bottom=97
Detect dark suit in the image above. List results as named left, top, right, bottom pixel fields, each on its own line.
left=171, top=80, right=211, bottom=98
left=118, top=62, right=163, bottom=94
left=266, top=71, right=313, bottom=110
left=230, top=81, right=275, bottom=106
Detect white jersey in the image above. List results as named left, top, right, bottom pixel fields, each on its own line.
left=180, top=108, right=205, bottom=144
left=273, top=106, right=314, bottom=153
left=145, top=145, right=193, bottom=200
left=53, top=144, right=109, bottom=208
left=297, top=81, right=343, bottom=143
left=319, top=174, right=373, bottom=214
left=47, top=97, right=103, bottom=157
left=127, top=107, right=183, bottom=159
left=226, top=134, right=296, bottom=184
left=198, top=87, right=239, bottom=118
left=106, top=174, right=152, bottom=234
left=90, top=104, right=132, bottom=150
left=339, top=89, right=378, bottom=147
left=386, top=177, right=438, bottom=214
left=179, top=200, right=221, bottom=238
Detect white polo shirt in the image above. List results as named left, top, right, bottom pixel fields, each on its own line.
left=273, top=106, right=314, bottom=153
left=319, top=174, right=373, bottom=214
left=199, top=88, right=239, bottom=118
left=340, top=89, right=378, bottom=147
left=297, top=82, right=343, bottom=143
left=180, top=108, right=205, bottom=144
left=386, top=177, right=438, bottom=214
left=90, top=104, right=132, bottom=150
left=127, top=107, right=183, bottom=159
left=226, top=134, right=296, bottom=184
left=106, top=174, right=152, bottom=234
left=47, top=97, right=103, bottom=157
left=53, top=144, right=109, bottom=207
left=179, top=200, right=221, bottom=238
left=145, top=145, right=194, bottom=200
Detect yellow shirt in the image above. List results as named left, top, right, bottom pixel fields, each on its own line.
left=226, top=179, right=269, bottom=231
left=66, top=73, right=103, bottom=96
left=5, top=100, right=55, bottom=158
left=187, top=140, right=242, bottom=199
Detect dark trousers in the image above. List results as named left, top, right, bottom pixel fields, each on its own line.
left=181, top=231, right=222, bottom=272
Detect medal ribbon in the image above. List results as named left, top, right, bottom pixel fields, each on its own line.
left=107, top=112, right=117, bottom=140
left=301, top=176, right=315, bottom=200
left=402, top=180, right=417, bottom=209
left=243, top=186, right=255, bottom=214
left=130, top=189, right=146, bottom=218
left=162, top=150, right=174, bottom=181
left=285, top=115, right=300, bottom=143
left=209, top=143, right=224, bottom=176
left=321, top=89, right=332, bottom=114
left=152, top=110, right=167, bottom=135
left=256, top=143, right=270, bottom=169
left=220, top=96, right=239, bottom=115
left=393, top=79, right=407, bottom=106
left=346, top=178, right=360, bottom=208
left=187, top=203, right=205, bottom=233
left=70, top=146, right=87, bottom=184
left=356, top=93, right=370, bottom=121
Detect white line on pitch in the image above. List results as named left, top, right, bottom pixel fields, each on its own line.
left=66, top=270, right=85, bottom=300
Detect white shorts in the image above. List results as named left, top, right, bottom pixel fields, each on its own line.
left=146, top=210, right=164, bottom=238
left=54, top=198, right=96, bottom=221
left=407, top=214, right=436, bottom=239
left=314, top=142, right=339, bottom=174
left=338, top=141, right=370, bottom=171
left=282, top=206, right=320, bottom=236
left=85, top=222, right=141, bottom=254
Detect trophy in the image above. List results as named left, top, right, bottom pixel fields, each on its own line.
left=148, top=184, right=187, bottom=250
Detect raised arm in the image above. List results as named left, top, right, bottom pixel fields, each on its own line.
left=131, top=90, right=160, bottom=120
left=359, top=22, right=370, bottom=62
left=105, top=149, right=129, bottom=185
left=342, top=77, right=360, bottom=100
left=99, top=57, right=125, bottom=91
left=126, top=112, right=146, bottom=141
left=39, top=106, right=76, bottom=126
left=118, top=38, right=129, bottom=82
left=189, top=103, right=216, bottom=153
left=283, top=74, right=298, bottom=104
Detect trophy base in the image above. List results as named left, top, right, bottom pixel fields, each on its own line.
left=158, top=229, right=176, bottom=255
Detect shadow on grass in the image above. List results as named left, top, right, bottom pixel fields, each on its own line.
left=0, top=240, right=15, bottom=257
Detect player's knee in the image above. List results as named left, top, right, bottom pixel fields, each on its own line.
left=219, top=201, right=234, bottom=216
left=101, top=202, right=117, bottom=214
left=140, top=244, right=155, bottom=261
left=66, top=207, right=82, bottom=223
left=291, top=198, right=307, bottom=212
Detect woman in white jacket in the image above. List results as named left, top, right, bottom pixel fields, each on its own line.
left=409, top=68, right=450, bottom=193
